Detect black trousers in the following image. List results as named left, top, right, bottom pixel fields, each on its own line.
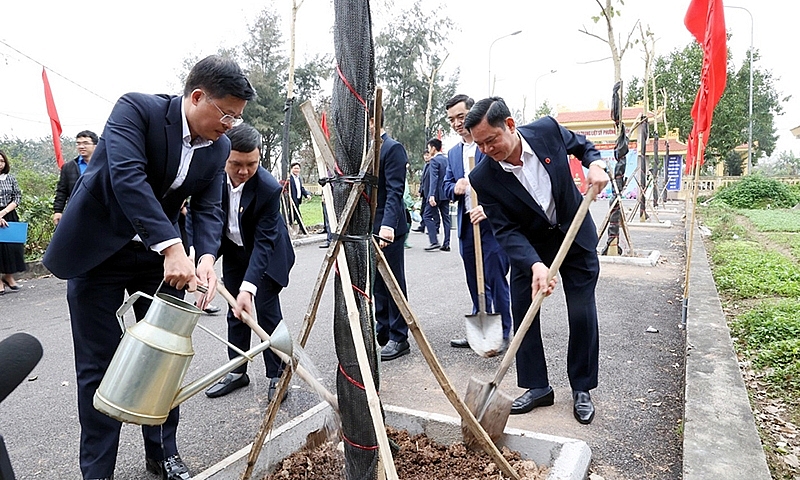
left=510, top=240, right=600, bottom=393
left=373, top=233, right=408, bottom=344
left=424, top=199, right=451, bottom=247
left=221, top=239, right=285, bottom=378
left=67, top=242, right=181, bottom=479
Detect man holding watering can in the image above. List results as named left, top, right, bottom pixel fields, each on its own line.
left=43, top=56, right=256, bottom=480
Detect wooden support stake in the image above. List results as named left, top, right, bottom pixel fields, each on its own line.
left=372, top=238, right=521, bottom=480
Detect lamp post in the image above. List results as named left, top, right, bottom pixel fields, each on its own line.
left=533, top=69, right=557, bottom=118
left=725, top=5, right=754, bottom=174
left=488, top=30, right=522, bottom=95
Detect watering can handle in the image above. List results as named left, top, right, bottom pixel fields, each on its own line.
left=115, top=292, right=153, bottom=333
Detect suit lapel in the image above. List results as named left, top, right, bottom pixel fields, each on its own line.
left=160, top=96, right=184, bottom=196
left=489, top=156, right=550, bottom=221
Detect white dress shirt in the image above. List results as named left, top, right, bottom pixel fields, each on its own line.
left=461, top=140, right=478, bottom=211
left=225, top=175, right=257, bottom=296
left=499, top=134, right=557, bottom=224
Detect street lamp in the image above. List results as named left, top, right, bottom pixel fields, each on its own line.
left=488, top=30, right=522, bottom=95
left=725, top=5, right=754, bottom=174
left=534, top=69, right=557, bottom=118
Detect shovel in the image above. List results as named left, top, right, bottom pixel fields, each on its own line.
left=463, top=188, right=597, bottom=447
left=465, top=156, right=504, bottom=357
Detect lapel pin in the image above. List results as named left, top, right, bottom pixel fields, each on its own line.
left=239, top=207, right=243, bottom=213
left=545, top=157, right=551, bottom=164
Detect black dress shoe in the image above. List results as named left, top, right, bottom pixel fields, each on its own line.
left=319, top=242, right=330, bottom=248
left=145, top=454, right=190, bottom=480
left=449, top=338, right=469, bottom=348
left=510, top=386, right=555, bottom=415
left=205, top=372, right=249, bottom=398
left=439, top=245, right=450, bottom=252
left=380, top=340, right=410, bottom=361
left=203, top=304, right=221, bottom=315
left=268, top=377, right=288, bottom=403
left=412, top=227, right=425, bottom=233
left=424, top=243, right=441, bottom=251
left=573, top=391, right=595, bottom=424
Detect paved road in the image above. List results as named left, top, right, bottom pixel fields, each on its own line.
left=0, top=199, right=686, bottom=479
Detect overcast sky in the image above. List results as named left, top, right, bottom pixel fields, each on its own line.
left=2, top=0, right=798, bottom=157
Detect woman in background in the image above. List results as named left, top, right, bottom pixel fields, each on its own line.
left=0, top=150, right=25, bottom=294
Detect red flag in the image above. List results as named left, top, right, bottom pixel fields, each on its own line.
left=42, top=67, right=65, bottom=169
left=320, top=110, right=330, bottom=139
left=684, top=0, right=727, bottom=173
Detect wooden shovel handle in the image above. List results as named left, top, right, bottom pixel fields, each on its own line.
left=491, top=189, right=597, bottom=386
left=469, top=156, right=488, bottom=305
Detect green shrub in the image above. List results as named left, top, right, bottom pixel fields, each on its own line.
left=711, top=240, right=800, bottom=298
left=715, top=174, right=800, bottom=209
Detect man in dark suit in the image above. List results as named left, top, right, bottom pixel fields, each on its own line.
left=442, top=94, right=512, bottom=349
left=414, top=150, right=431, bottom=234
left=465, top=97, right=608, bottom=425
left=42, top=56, right=256, bottom=480
left=423, top=138, right=451, bottom=251
left=370, top=109, right=411, bottom=361
left=52, top=130, right=98, bottom=226
left=286, top=161, right=311, bottom=232
left=203, top=124, right=295, bottom=402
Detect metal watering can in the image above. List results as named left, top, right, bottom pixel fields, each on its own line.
left=93, top=288, right=293, bottom=425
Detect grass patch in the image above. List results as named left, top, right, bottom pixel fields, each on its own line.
left=765, top=233, right=800, bottom=263
left=738, top=209, right=800, bottom=233
left=710, top=240, right=800, bottom=298
left=298, top=195, right=324, bottom=227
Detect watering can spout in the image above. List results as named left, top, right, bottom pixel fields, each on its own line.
left=172, top=321, right=294, bottom=406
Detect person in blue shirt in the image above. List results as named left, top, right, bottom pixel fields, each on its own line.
left=52, top=130, right=98, bottom=226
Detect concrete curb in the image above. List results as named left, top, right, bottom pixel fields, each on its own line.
left=291, top=233, right=327, bottom=247
left=682, top=223, right=771, bottom=479
left=626, top=220, right=673, bottom=228
left=598, top=250, right=660, bottom=267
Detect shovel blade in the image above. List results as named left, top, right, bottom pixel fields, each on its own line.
left=465, top=313, right=504, bottom=357
left=461, top=377, right=513, bottom=449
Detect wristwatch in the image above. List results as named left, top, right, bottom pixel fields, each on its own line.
left=590, top=160, right=608, bottom=171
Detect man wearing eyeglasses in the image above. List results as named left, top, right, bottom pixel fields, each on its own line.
left=441, top=94, right=512, bottom=353
left=43, top=55, right=256, bottom=480
left=52, top=130, right=98, bottom=226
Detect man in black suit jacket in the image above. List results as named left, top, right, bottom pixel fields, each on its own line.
left=43, top=56, right=256, bottom=480
left=465, top=97, right=608, bottom=425
left=423, top=138, right=451, bottom=251
left=370, top=110, right=411, bottom=361
left=52, top=130, right=98, bottom=226
left=204, top=124, right=295, bottom=402
left=414, top=150, right=431, bottom=234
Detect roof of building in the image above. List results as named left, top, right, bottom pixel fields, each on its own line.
left=556, top=107, right=644, bottom=124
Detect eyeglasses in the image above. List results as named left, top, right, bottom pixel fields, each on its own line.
left=206, top=94, right=243, bottom=128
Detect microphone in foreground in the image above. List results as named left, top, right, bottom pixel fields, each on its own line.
left=0, top=333, right=43, bottom=404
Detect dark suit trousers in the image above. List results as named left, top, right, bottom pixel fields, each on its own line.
left=459, top=217, right=512, bottom=338
left=510, top=242, right=600, bottom=393
left=417, top=201, right=429, bottom=233
left=424, top=200, right=451, bottom=246
left=374, top=233, right=408, bottom=344
left=221, top=239, right=285, bottom=378
left=67, top=242, right=181, bottom=479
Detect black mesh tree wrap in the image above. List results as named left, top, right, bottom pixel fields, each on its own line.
left=604, top=81, right=628, bottom=255
left=331, top=1, right=380, bottom=479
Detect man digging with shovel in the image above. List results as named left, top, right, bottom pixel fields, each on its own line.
left=465, top=97, right=608, bottom=425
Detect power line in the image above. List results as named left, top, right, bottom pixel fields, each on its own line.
left=0, top=39, right=115, bottom=104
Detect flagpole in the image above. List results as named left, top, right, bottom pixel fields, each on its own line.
left=682, top=132, right=704, bottom=324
